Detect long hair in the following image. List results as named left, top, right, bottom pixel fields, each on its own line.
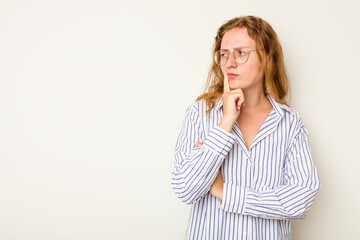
left=197, top=16, right=290, bottom=113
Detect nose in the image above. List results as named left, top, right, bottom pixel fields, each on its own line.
left=225, top=52, right=237, bottom=68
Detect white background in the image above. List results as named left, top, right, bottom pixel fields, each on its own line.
left=0, top=0, right=359, bottom=239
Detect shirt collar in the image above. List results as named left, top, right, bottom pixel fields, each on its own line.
left=214, top=98, right=223, bottom=111
left=267, top=94, right=285, bottom=118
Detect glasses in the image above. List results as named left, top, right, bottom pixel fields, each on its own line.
left=214, top=48, right=263, bottom=66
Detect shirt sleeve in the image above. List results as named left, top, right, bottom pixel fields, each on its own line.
left=172, top=105, right=236, bottom=205
left=219, top=125, right=320, bottom=220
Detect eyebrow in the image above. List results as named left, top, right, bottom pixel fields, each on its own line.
left=220, top=46, right=250, bottom=51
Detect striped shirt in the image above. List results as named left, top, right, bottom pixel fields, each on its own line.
left=172, top=96, right=320, bottom=240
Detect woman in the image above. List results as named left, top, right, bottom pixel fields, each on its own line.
left=172, top=16, right=320, bottom=239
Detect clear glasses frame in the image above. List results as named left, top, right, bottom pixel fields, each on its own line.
left=214, top=48, right=263, bottom=66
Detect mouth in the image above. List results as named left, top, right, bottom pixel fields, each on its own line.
left=227, top=73, right=238, bottom=79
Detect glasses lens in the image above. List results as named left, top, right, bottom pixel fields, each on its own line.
left=214, top=50, right=227, bottom=66
left=214, top=51, right=221, bottom=65
left=214, top=49, right=252, bottom=65
left=234, top=49, right=248, bottom=64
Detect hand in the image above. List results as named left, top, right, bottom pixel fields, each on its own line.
left=210, top=170, right=224, bottom=201
left=194, top=141, right=203, bottom=148
left=218, top=73, right=245, bottom=132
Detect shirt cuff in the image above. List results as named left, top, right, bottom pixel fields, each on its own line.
left=219, top=182, right=247, bottom=214
left=202, top=125, right=236, bottom=157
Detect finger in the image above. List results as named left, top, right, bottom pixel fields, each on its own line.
left=194, top=141, right=203, bottom=148
left=239, top=89, right=245, bottom=107
left=235, top=90, right=245, bottom=110
left=236, top=98, right=243, bottom=111
left=223, top=72, right=230, bottom=93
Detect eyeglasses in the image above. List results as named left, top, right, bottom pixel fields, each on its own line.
left=214, top=48, right=263, bottom=66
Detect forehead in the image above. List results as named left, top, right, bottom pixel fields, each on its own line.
left=220, top=27, right=256, bottom=49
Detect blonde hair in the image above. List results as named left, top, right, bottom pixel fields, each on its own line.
left=197, top=16, right=290, bottom=112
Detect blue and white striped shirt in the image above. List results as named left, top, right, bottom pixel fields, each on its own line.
left=172, top=96, right=320, bottom=240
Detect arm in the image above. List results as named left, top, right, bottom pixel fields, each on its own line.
left=171, top=105, right=236, bottom=205
left=219, top=125, right=320, bottom=220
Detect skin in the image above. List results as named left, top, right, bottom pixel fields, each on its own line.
left=209, top=27, right=273, bottom=201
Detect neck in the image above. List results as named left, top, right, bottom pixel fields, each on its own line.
left=241, top=86, right=270, bottom=112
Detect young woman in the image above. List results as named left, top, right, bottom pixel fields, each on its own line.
left=172, top=16, right=320, bottom=239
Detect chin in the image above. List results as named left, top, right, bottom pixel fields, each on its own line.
left=229, top=82, right=248, bottom=90
left=229, top=78, right=260, bottom=90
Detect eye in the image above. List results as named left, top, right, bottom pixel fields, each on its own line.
left=219, top=51, right=228, bottom=57
left=236, top=49, right=247, bottom=56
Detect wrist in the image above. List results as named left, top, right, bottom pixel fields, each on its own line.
left=219, top=117, right=236, bottom=133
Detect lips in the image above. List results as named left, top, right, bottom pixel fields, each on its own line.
left=227, top=73, right=238, bottom=79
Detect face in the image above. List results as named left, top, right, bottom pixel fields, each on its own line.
left=220, top=28, right=266, bottom=91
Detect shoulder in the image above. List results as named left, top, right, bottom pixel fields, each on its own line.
left=183, top=99, right=210, bottom=122
left=267, top=94, right=305, bottom=134
left=273, top=100, right=302, bottom=122
left=272, top=101, right=312, bottom=152
left=185, top=99, right=212, bottom=116
left=276, top=102, right=308, bottom=137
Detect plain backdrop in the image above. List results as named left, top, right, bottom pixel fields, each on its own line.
left=0, top=0, right=359, bottom=239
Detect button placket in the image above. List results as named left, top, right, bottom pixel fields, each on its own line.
left=248, top=152, right=257, bottom=190
left=245, top=156, right=252, bottom=190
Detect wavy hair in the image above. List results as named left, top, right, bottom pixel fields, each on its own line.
left=197, top=16, right=290, bottom=112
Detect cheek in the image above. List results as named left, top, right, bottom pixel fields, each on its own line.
left=246, top=62, right=264, bottom=77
